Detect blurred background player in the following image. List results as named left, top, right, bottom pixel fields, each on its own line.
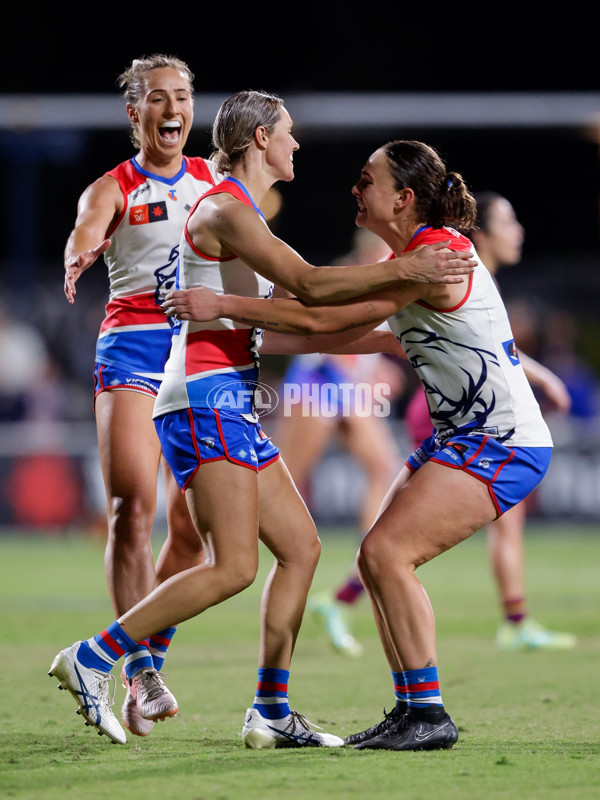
left=404, top=191, right=577, bottom=652
left=62, top=55, right=218, bottom=735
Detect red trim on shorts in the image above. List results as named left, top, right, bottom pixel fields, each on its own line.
left=431, top=437, right=515, bottom=518
left=213, top=408, right=260, bottom=471
left=258, top=452, right=280, bottom=471
left=93, top=363, right=158, bottom=410
left=461, top=435, right=488, bottom=468
left=430, top=436, right=488, bottom=471
left=181, top=409, right=202, bottom=491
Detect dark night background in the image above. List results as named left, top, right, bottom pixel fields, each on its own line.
left=2, top=11, right=600, bottom=376
left=1, top=10, right=600, bottom=525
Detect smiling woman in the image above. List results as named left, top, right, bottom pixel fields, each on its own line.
left=121, top=55, right=194, bottom=160
left=60, top=54, right=220, bottom=739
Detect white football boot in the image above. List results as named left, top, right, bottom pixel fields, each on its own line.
left=242, top=707, right=344, bottom=749
left=130, top=667, right=178, bottom=721
left=121, top=669, right=155, bottom=737
left=48, top=642, right=126, bottom=744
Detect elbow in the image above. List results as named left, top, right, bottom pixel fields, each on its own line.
left=293, top=273, right=327, bottom=304
left=287, top=307, right=334, bottom=336
left=300, top=311, right=338, bottom=335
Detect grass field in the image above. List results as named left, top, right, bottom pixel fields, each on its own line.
left=1, top=523, right=599, bottom=800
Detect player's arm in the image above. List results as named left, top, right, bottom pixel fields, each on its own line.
left=163, top=282, right=419, bottom=336
left=519, top=351, right=572, bottom=413
left=261, top=327, right=406, bottom=359
left=64, top=175, right=122, bottom=304
left=191, top=195, right=476, bottom=304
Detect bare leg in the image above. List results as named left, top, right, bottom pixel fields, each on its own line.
left=256, top=458, right=321, bottom=668
left=488, top=500, right=577, bottom=650
left=337, top=413, right=399, bottom=534
left=276, top=406, right=335, bottom=497
left=487, top=502, right=527, bottom=613
left=155, top=456, right=204, bottom=583
left=118, top=459, right=260, bottom=642
left=95, top=391, right=161, bottom=616
left=357, top=462, right=497, bottom=670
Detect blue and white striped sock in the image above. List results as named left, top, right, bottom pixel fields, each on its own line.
left=404, top=666, right=444, bottom=712
left=252, top=668, right=291, bottom=721
left=392, top=669, right=408, bottom=707
left=76, top=621, right=138, bottom=673
left=148, top=626, right=177, bottom=672
left=123, top=640, right=154, bottom=681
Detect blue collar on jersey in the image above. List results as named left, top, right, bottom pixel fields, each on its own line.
left=131, top=156, right=187, bottom=186
left=225, top=176, right=265, bottom=220
left=408, top=225, right=431, bottom=244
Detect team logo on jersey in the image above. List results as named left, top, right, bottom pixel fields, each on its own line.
left=129, top=201, right=169, bottom=225
left=502, top=339, right=520, bottom=366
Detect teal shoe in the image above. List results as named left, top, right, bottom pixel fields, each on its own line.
left=309, top=593, right=364, bottom=657
left=495, top=618, right=577, bottom=652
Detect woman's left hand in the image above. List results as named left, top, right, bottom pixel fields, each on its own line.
left=163, top=287, right=223, bottom=322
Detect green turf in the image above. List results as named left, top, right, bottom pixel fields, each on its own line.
left=1, top=524, right=599, bottom=800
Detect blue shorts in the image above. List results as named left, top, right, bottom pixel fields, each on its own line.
left=154, top=407, right=280, bottom=491
left=406, top=433, right=552, bottom=516
left=94, top=362, right=161, bottom=400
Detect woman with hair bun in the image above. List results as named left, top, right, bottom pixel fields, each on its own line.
left=405, top=190, right=575, bottom=654
left=171, top=139, right=554, bottom=751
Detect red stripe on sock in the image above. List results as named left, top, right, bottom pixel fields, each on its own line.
left=257, top=681, right=288, bottom=692
left=149, top=634, right=171, bottom=647
left=405, top=680, right=440, bottom=693
left=101, top=630, right=127, bottom=657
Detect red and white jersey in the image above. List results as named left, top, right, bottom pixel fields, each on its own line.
left=388, top=226, right=552, bottom=447
left=153, top=178, right=274, bottom=417
left=96, top=156, right=220, bottom=377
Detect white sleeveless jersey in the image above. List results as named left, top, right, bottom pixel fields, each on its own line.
left=95, top=156, right=220, bottom=377
left=153, top=178, right=274, bottom=417
left=388, top=227, right=552, bottom=447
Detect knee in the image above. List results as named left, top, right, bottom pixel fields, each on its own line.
left=358, top=533, right=410, bottom=583
left=107, top=495, right=154, bottom=545
left=304, top=536, right=321, bottom=572
left=288, top=533, right=321, bottom=575
left=224, top=553, right=260, bottom=596
left=166, top=513, right=203, bottom=561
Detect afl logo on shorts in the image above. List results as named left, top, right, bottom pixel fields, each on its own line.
left=206, top=380, right=279, bottom=419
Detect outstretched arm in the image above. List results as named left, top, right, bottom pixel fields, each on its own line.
left=190, top=196, right=477, bottom=304
left=163, top=284, right=417, bottom=335
left=64, top=175, right=121, bottom=304
left=261, top=327, right=406, bottom=358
